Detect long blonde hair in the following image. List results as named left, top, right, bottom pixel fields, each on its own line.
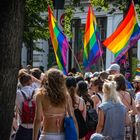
left=102, top=80, right=121, bottom=103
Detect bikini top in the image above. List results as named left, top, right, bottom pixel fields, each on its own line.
left=45, top=112, right=65, bottom=118
left=44, top=111, right=65, bottom=133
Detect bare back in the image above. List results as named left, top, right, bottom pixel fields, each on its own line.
left=39, top=93, right=66, bottom=133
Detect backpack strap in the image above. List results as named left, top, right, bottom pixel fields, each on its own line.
left=96, top=93, right=102, bottom=102
left=20, top=90, right=35, bottom=100
left=31, top=90, right=35, bottom=99
left=78, top=98, right=81, bottom=108
left=20, top=90, right=28, bottom=100
left=130, top=93, right=133, bottom=106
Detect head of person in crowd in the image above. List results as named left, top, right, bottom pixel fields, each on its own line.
left=75, top=75, right=84, bottom=83
left=90, top=77, right=103, bottom=94
left=18, top=68, right=28, bottom=78
left=92, top=71, right=100, bottom=78
left=39, top=65, right=44, bottom=73
left=67, top=72, right=74, bottom=76
left=90, top=133, right=104, bottom=140
left=77, top=81, right=88, bottom=97
left=84, top=72, right=93, bottom=84
left=113, top=74, right=126, bottom=92
left=66, top=76, right=77, bottom=107
left=70, top=67, right=77, bottom=74
left=99, top=71, right=109, bottom=82
left=103, top=80, right=121, bottom=103
left=77, top=80, right=92, bottom=103
left=106, top=63, right=120, bottom=75
left=133, top=75, right=140, bottom=93
left=19, top=73, right=32, bottom=87
left=30, top=68, right=42, bottom=80
left=107, top=74, right=115, bottom=81
left=42, top=68, right=66, bottom=106
left=26, top=65, right=32, bottom=74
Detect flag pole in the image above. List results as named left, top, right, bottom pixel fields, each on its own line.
left=68, top=44, right=83, bottom=73
left=98, top=40, right=104, bottom=71
left=100, top=55, right=104, bottom=71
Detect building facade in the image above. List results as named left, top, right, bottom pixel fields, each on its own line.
left=21, top=0, right=140, bottom=73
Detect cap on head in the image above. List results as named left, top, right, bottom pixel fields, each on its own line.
left=133, top=76, right=140, bottom=83
left=107, top=63, right=120, bottom=72
left=90, top=133, right=104, bottom=140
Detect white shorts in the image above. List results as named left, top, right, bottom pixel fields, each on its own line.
left=39, top=132, right=65, bottom=140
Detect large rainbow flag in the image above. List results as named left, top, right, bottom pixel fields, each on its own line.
left=83, top=5, right=102, bottom=70
left=103, top=2, right=140, bottom=62
left=48, top=7, right=68, bottom=75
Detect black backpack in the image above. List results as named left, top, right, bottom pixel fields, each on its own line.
left=86, top=107, right=98, bottom=131
left=74, top=99, right=88, bottom=138
left=86, top=93, right=102, bottom=131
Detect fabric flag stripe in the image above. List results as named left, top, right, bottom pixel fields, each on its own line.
left=136, top=68, right=140, bottom=76
left=48, top=7, right=68, bottom=74
left=103, top=2, right=140, bottom=61
left=83, top=5, right=102, bottom=69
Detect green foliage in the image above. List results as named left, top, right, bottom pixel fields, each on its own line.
left=90, top=0, right=140, bottom=19
left=24, top=0, right=53, bottom=50
left=132, top=57, right=140, bottom=78
left=64, top=7, right=74, bottom=38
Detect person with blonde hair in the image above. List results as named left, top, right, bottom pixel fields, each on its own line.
left=95, top=80, right=130, bottom=140
left=33, top=68, right=77, bottom=140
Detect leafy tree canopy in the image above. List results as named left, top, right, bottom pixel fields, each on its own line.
left=23, top=0, right=53, bottom=49
left=24, top=0, right=140, bottom=43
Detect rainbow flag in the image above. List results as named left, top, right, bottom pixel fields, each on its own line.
left=83, top=5, right=102, bottom=70
left=103, top=2, right=140, bottom=62
left=48, top=7, right=68, bottom=75
left=136, top=67, right=140, bottom=76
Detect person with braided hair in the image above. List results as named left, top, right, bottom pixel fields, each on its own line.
left=33, top=68, right=77, bottom=140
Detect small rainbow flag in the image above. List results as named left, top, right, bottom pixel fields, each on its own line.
left=48, top=7, right=68, bottom=75
left=83, top=5, right=102, bottom=70
left=136, top=67, right=140, bottom=76
left=103, top=2, right=140, bottom=61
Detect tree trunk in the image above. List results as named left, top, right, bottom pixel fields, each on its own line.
left=0, top=0, right=24, bottom=139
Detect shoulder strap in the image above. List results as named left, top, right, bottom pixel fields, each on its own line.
left=96, top=93, right=102, bottom=102
left=20, top=90, right=27, bottom=100
left=130, top=93, right=133, bottom=106
left=20, top=90, right=35, bottom=100
left=78, top=98, right=81, bottom=108
left=31, top=90, right=35, bottom=99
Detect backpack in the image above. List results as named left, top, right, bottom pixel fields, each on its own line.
left=86, top=107, right=98, bottom=131
left=74, top=99, right=88, bottom=138
left=86, top=93, right=102, bottom=131
left=20, top=90, right=35, bottom=124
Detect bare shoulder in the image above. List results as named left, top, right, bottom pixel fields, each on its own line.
left=91, top=94, right=98, bottom=101
left=125, top=91, right=131, bottom=99
left=35, top=88, right=46, bottom=100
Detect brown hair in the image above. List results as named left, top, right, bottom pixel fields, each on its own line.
left=43, top=68, right=66, bottom=106
left=65, top=76, right=77, bottom=107
left=19, top=73, right=32, bottom=86
left=113, top=74, right=126, bottom=91
left=90, top=77, right=103, bottom=92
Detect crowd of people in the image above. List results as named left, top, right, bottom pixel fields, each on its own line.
left=10, top=63, right=140, bottom=140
